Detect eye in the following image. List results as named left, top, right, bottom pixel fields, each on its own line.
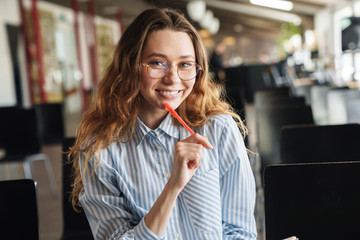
left=179, top=61, right=195, bottom=69
left=148, top=59, right=168, bottom=69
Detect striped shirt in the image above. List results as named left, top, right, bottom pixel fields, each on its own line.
left=79, top=113, right=257, bottom=239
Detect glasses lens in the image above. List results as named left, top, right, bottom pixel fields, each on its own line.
left=145, top=61, right=200, bottom=80
left=146, top=60, right=168, bottom=78
left=148, top=67, right=167, bottom=78
left=178, top=62, right=199, bottom=80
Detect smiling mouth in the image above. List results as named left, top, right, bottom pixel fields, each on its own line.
left=156, top=90, right=181, bottom=96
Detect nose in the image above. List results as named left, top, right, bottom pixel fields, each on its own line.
left=163, top=64, right=181, bottom=83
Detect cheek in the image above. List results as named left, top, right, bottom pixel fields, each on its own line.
left=140, top=74, right=152, bottom=92
left=185, top=81, right=196, bottom=93
left=139, top=78, right=149, bottom=99
left=181, top=82, right=195, bottom=100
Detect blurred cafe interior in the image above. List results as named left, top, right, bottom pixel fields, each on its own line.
left=1, top=0, right=360, bottom=239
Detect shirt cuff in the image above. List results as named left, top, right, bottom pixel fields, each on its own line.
left=137, top=218, right=165, bottom=240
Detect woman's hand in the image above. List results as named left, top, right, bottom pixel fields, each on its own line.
left=168, top=133, right=213, bottom=192
left=145, top=134, right=212, bottom=236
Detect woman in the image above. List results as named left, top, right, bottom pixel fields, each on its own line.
left=69, top=8, right=257, bottom=240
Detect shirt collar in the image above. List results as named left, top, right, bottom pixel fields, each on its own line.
left=133, top=113, right=180, bottom=146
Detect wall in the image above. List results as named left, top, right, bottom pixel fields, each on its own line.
left=0, top=0, right=120, bottom=108
left=0, top=0, right=21, bottom=106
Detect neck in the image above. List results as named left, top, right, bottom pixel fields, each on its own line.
left=138, top=110, right=168, bottom=130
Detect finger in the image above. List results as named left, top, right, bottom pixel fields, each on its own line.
left=191, top=134, right=213, bottom=150
left=187, top=155, right=201, bottom=169
left=188, top=160, right=196, bottom=169
left=190, top=150, right=202, bottom=164
left=175, top=142, right=203, bottom=154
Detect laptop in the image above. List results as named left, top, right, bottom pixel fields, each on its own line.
left=264, top=162, right=360, bottom=240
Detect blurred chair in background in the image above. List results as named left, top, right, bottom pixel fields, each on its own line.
left=254, top=88, right=314, bottom=176
left=35, top=103, right=65, bottom=145
left=0, top=179, right=39, bottom=240
left=0, top=107, right=57, bottom=195
left=280, top=123, right=360, bottom=164
left=254, top=87, right=291, bottom=105
left=292, top=84, right=312, bottom=105
left=254, top=87, right=292, bottom=152
left=61, top=137, right=93, bottom=240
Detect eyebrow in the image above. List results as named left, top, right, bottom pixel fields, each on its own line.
left=144, top=53, right=195, bottom=60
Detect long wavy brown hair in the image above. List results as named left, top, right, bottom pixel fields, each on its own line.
left=68, top=8, right=247, bottom=210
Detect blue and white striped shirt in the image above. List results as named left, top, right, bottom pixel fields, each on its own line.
left=79, top=113, right=257, bottom=239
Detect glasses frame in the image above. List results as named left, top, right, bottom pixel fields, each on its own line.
left=141, top=61, right=203, bottom=81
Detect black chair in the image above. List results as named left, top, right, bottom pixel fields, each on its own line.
left=256, top=95, right=306, bottom=108
left=35, top=103, right=65, bottom=144
left=61, top=137, right=93, bottom=240
left=254, top=88, right=302, bottom=149
left=0, top=107, right=57, bottom=195
left=264, top=162, right=360, bottom=240
left=254, top=87, right=291, bottom=107
left=258, top=105, right=314, bottom=170
left=280, top=123, right=360, bottom=164
left=0, top=179, right=39, bottom=240
left=256, top=103, right=314, bottom=175
left=224, top=66, right=247, bottom=118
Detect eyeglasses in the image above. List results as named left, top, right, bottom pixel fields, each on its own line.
left=141, top=60, right=202, bottom=81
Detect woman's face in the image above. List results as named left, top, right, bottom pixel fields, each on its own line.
left=139, top=29, right=196, bottom=118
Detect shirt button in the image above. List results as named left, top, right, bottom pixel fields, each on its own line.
left=156, top=145, right=162, bottom=151
left=175, top=232, right=181, bottom=238
left=163, top=172, right=170, bottom=178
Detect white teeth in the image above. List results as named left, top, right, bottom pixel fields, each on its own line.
left=159, top=90, right=179, bottom=96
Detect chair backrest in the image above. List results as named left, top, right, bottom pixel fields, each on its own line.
left=264, top=162, right=360, bottom=240
left=62, top=137, right=93, bottom=240
left=254, top=87, right=291, bottom=107
left=293, top=84, right=313, bottom=105
left=256, top=104, right=314, bottom=174
left=35, top=103, right=65, bottom=144
left=0, top=107, right=41, bottom=158
left=257, top=96, right=306, bottom=108
left=280, top=123, right=360, bottom=164
left=242, top=65, right=283, bottom=103
left=0, top=179, right=39, bottom=240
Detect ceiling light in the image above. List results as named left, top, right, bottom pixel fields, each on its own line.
left=199, top=10, right=214, bottom=29
left=207, top=1, right=301, bottom=26
left=250, top=0, right=293, bottom=11
left=209, top=17, right=220, bottom=34
left=187, top=1, right=206, bottom=22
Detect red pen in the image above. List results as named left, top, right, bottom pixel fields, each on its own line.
left=164, top=103, right=212, bottom=169
left=164, top=103, right=195, bottom=135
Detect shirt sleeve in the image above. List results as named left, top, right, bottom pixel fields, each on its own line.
left=78, top=150, right=164, bottom=240
left=218, top=116, right=258, bottom=239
